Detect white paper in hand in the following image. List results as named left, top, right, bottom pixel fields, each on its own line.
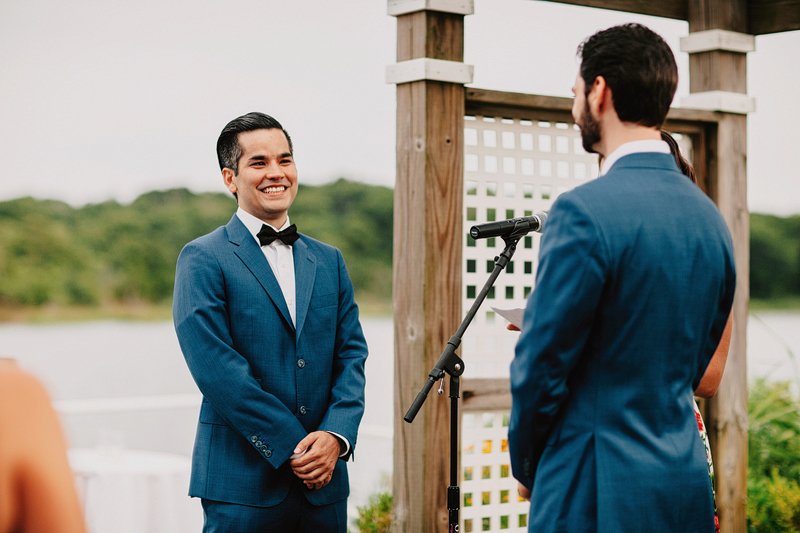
left=491, top=307, right=525, bottom=329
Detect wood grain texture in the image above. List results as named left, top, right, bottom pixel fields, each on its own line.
left=689, top=0, right=749, bottom=31
left=689, top=51, right=748, bottom=93
left=396, top=11, right=464, bottom=61
left=462, top=378, right=512, bottom=412
left=536, top=0, right=687, bottom=19
left=748, top=0, right=800, bottom=34
left=393, top=10, right=466, bottom=533
left=686, top=4, right=749, bottom=530
left=707, top=114, right=749, bottom=533
left=535, top=0, right=799, bottom=34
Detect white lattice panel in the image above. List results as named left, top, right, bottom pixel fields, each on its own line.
left=461, top=411, right=529, bottom=532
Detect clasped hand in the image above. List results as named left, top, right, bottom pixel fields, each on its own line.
left=290, top=431, right=340, bottom=490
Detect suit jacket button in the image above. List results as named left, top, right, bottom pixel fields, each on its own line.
left=265, top=449, right=272, bottom=458
left=297, top=359, right=306, bottom=368
left=251, top=436, right=258, bottom=443
left=299, top=405, right=307, bottom=415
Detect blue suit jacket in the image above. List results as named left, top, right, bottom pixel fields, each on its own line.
left=172, top=214, right=367, bottom=507
left=508, top=153, right=735, bottom=532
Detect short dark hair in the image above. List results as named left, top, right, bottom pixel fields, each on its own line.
left=216, top=112, right=293, bottom=174
left=577, top=23, right=678, bottom=128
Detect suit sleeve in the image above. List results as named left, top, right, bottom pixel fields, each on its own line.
left=317, top=249, right=368, bottom=460
left=508, top=193, right=608, bottom=489
left=173, top=242, right=307, bottom=469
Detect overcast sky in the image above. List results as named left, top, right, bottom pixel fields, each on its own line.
left=1, top=0, right=797, bottom=214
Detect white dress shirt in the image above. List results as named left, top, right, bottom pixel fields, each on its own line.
left=599, top=139, right=671, bottom=176
left=236, top=208, right=296, bottom=325
left=235, top=207, right=351, bottom=458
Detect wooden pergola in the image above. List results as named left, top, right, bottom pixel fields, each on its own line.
left=388, top=1, right=799, bottom=531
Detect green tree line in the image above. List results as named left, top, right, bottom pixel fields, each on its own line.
left=0, top=179, right=392, bottom=309
left=0, top=184, right=798, bottom=310
left=750, top=213, right=800, bottom=301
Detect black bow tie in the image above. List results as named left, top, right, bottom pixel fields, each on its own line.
left=257, top=224, right=299, bottom=246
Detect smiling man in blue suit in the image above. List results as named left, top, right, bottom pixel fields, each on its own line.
left=173, top=112, right=368, bottom=532
left=508, top=25, right=736, bottom=532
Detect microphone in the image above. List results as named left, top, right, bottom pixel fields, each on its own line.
left=469, top=211, right=548, bottom=239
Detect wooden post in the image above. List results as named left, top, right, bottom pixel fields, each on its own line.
left=388, top=1, right=472, bottom=531
left=684, top=2, right=752, bottom=530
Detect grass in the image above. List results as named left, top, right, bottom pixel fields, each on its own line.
left=750, top=297, right=800, bottom=311
left=0, top=295, right=393, bottom=324
left=355, top=295, right=393, bottom=317
left=0, top=302, right=173, bottom=323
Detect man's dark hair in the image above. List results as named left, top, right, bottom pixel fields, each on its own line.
left=577, top=23, right=678, bottom=128
left=216, top=112, right=294, bottom=174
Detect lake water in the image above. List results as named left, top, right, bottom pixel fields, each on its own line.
left=1, top=311, right=798, bottom=524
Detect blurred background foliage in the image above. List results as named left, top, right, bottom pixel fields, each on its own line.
left=747, top=379, right=800, bottom=531
left=0, top=184, right=798, bottom=315
left=749, top=213, right=800, bottom=305
left=0, top=179, right=392, bottom=314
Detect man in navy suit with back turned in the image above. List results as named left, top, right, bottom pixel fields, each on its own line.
left=173, top=112, right=367, bottom=532
left=508, top=24, right=735, bottom=532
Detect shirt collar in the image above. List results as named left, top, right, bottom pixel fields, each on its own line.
left=599, top=139, right=670, bottom=176
left=235, top=207, right=291, bottom=246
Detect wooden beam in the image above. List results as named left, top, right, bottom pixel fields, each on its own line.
left=748, top=0, right=800, bottom=34
left=462, top=378, right=511, bottom=412
left=708, top=114, right=750, bottom=533
left=689, top=51, right=748, bottom=93
left=687, top=2, right=750, bottom=531
left=396, top=11, right=465, bottom=60
left=467, top=89, right=572, bottom=113
left=392, top=8, right=466, bottom=533
left=535, top=0, right=687, bottom=20
left=466, top=88, right=722, bottom=124
left=689, top=0, right=748, bottom=31
left=534, top=0, right=800, bottom=35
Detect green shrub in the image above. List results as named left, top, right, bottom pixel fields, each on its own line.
left=748, top=379, right=800, bottom=531
left=748, top=469, right=800, bottom=532
left=353, top=492, right=393, bottom=533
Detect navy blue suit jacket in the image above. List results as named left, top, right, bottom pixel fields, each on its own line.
left=508, top=153, right=735, bottom=532
left=173, top=214, right=367, bottom=507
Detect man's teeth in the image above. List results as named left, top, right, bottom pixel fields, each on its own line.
left=262, top=186, right=286, bottom=193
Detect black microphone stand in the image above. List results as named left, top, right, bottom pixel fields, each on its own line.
left=404, top=225, right=530, bottom=533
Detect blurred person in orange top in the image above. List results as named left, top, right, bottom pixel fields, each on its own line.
left=0, top=358, right=86, bottom=533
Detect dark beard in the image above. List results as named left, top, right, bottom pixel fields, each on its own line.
left=579, top=99, right=601, bottom=154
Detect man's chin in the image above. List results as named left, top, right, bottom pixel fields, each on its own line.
left=581, top=135, right=600, bottom=154
left=260, top=204, right=291, bottom=221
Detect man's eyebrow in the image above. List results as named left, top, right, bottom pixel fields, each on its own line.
left=247, top=152, right=292, bottom=162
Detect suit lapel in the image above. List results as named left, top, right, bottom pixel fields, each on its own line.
left=292, top=236, right=317, bottom=339
left=225, top=215, right=294, bottom=330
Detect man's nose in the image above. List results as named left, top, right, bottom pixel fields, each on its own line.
left=265, top=161, right=284, bottom=178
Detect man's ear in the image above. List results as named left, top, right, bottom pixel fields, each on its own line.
left=222, top=168, right=237, bottom=195
left=588, top=75, right=610, bottom=116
